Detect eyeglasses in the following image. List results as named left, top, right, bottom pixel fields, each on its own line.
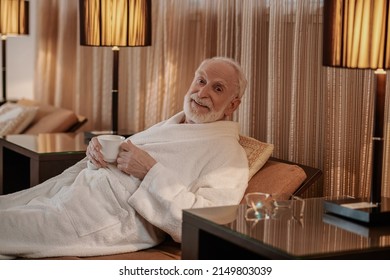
left=244, top=192, right=305, bottom=226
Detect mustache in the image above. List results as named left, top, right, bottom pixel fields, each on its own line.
left=190, top=94, right=213, bottom=109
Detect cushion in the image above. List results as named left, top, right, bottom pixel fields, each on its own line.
left=0, top=103, right=38, bottom=135
left=23, top=109, right=79, bottom=134
left=239, top=135, right=274, bottom=180
left=16, top=98, right=79, bottom=134
left=241, top=160, right=307, bottom=204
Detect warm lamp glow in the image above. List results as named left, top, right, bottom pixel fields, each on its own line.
left=0, top=0, right=29, bottom=103
left=79, top=0, right=152, bottom=134
left=79, top=0, right=151, bottom=47
left=323, top=0, right=390, bottom=69
left=0, top=0, right=29, bottom=36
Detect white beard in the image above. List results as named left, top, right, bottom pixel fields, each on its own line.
left=183, top=93, right=227, bottom=124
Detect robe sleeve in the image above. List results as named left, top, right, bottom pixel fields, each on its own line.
left=127, top=152, right=248, bottom=242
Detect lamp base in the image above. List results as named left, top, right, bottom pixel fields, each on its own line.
left=323, top=197, right=390, bottom=225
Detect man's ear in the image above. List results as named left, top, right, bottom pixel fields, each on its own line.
left=224, top=98, right=241, bottom=117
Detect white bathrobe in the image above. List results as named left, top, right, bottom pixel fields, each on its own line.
left=0, top=112, right=248, bottom=258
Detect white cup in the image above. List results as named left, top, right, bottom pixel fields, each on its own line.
left=97, top=135, right=125, bottom=163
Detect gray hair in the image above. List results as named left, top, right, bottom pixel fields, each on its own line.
left=197, top=57, right=247, bottom=99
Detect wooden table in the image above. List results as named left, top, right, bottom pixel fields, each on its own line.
left=0, top=133, right=87, bottom=195
left=182, top=198, right=390, bottom=259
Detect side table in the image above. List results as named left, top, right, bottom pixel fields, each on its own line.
left=0, top=133, right=87, bottom=195
left=182, top=198, right=390, bottom=259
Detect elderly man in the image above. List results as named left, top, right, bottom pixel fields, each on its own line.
left=0, top=57, right=249, bottom=259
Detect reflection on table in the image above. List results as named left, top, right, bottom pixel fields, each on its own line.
left=183, top=198, right=390, bottom=259
left=4, top=133, right=87, bottom=154
left=227, top=199, right=390, bottom=256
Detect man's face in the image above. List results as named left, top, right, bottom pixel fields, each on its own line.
left=183, top=60, right=240, bottom=124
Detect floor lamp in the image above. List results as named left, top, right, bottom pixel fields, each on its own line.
left=0, top=0, right=29, bottom=104
left=323, top=0, right=390, bottom=224
left=79, top=0, right=151, bottom=135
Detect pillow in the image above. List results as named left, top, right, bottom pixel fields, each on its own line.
left=0, top=103, right=38, bottom=135
left=17, top=98, right=61, bottom=125
left=16, top=98, right=80, bottom=134
left=240, top=160, right=307, bottom=204
left=239, top=135, right=274, bottom=180
left=23, top=109, right=79, bottom=134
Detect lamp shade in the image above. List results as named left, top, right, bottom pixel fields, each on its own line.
left=79, top=0, right=151, bottom=47
left=0, top=0, right=28, bottom=36
left=323, top=0, right=390, bottom=69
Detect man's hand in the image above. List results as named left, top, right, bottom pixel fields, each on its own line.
left=86, top=137, right=108, bottom=168
left=117, top=140, right=157, bottom=179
